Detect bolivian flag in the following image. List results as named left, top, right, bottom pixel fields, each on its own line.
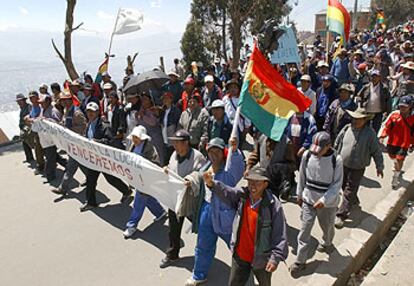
left=377, top=10, right=386, bottom=30
left=238, top=43, right=312, bottom=141
left=95, top=57, right=109, bottom=84
left=327, top=0, right=351, bottom=42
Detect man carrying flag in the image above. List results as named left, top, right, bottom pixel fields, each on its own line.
left=238, top=42, right=312, bottom=142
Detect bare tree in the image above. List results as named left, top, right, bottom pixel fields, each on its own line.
left=51, top=0, right=83, bottom=80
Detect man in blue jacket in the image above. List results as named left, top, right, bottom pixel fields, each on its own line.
left=186, top=137, right=245, bottom=286
left=330, top=49, right=351, bottom=86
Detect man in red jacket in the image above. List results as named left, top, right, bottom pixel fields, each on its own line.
left=379, top=95, right=414, bottom=189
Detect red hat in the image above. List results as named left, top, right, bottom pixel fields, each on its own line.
left=358, top=63, right=367, bottom=70
left=184, top=78, right=195, bottom=85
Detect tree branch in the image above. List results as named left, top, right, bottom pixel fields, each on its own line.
left=51, top=39, right=66, bottom=64
left=71, top=22, right=84, bottom=32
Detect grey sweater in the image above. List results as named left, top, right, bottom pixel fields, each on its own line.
left=297, top=150, right=343, bottom=208
left=334, top=124, right=384, bottom=171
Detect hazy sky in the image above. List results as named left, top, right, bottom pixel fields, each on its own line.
left=0, top=0, right=373, bottom=35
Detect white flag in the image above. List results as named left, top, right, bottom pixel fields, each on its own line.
left=113, top=8, right=144, bottom=35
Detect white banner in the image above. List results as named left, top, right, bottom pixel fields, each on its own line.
left=114, top=8, right=144, bottom=35
left=32, top=120, right=185, bottom=210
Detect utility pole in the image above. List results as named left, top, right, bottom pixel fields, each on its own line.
left=353, top=0, right=358, bottom=31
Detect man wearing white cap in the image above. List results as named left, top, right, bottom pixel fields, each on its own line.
left=80, top=102, right=133, bottom=212
left=123, top=125, right=167, bottom=238
left=101, top=71, right=117, bottom=91
left=298, top=75, right=316, bottom=115
left=201, top=75, right=222, bottom=108
left=203, top=99, right=232, bottom=145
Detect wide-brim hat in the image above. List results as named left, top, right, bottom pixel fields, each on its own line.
left=59, top=91, right=72, bottom=100
left=126, top=93, right=139, bottom=99
left=338, top=83, right=355, bottom=93
left=226, top=79, right=240, bottom=89
left=245, top=166, right=269, bottom=182
left=127, top=125, right=151, bottom=141
left=210, top=99, right=225, bottom=109
left=346, top=107, right=374, bottom=119
left=167, top=71, right=180, bottom=78
left=15, top=93, right=27, bottom=101
left=401, top=61, right=414, bottom=71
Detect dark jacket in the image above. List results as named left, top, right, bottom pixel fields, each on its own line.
left=212, top=182, right=288, bottom=268
left=201, top=85, right=222, bottom=107
left=357, top=82, right=391, bottom=114
left=19, top=103, right=31, bottom=130
left=205, top=114, right=233, bottom=143
left=109, top=104, right=127, bottom=136
left=86, top=118, right=124, bottom=150
left=323, top=99, right=357, bottom=140
left=129, top=140, right=160, bottom=166
left=160, top=105, right=182, bottom=140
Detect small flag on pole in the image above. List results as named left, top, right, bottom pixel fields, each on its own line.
left=238, top=43, right=312, bottom=141
left=113, top=8, right=144, bottom=35
left=376, top=9, right=386, bottom=30
left=95, top=57, right=109, bottom=84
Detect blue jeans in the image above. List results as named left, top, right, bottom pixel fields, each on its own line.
left=126, top=191, right=165, bottom=228
left=193, top=202, right=232, bottom=281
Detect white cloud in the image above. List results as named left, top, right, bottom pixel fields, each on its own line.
left=150, top=0, right=162, bottom=8
left=0, top=22, right=19, bottom=32
left=97, top=11, right=114, bottom=20
left=18, top=6, right=29, bottom=16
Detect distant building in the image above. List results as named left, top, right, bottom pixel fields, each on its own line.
left=315, top=7, right=371, bottom=47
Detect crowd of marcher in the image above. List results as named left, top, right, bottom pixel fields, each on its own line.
left=14, top=19, right=414, bottom=286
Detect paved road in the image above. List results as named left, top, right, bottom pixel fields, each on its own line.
left=0, top=144, right=413, bottom=286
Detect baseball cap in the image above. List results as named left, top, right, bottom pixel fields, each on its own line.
left=245, top=166, right=270, bottom=182
left=184, top=77, right=195, bottom=85
left=103, top=83, right=113, bottom=90
left=204, top=75, right=214, bottom=83
left=398, top=95, right=413, bottom=107
left=310, top=131, right=332, bottom=154
left=86, top=102, right=99, bottom=112
left=207, top=138, right=226, bottom=151
left=300, top=75, right=311, bottom=82
left=168, top=129, right=191, bottom=141
left=210, top=99, right=225, bottom=109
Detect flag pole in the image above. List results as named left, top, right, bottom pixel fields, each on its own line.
left=225, top=106, right=241, bottom=171
left=107, top=7, right=121, bottom=57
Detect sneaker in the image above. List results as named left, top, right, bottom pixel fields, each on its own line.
left=391, top=175, right=400, bottom=190
left=79, top=203, right=97, bottom=212
left=159, top=256, right=178, bottom=268
left=123, top=227, right=137, bottom=239
left=289, top=262, right=305, bottom=274
left=185, top=277, right=207, bottom=286
left=121, top=191, right=133, bottom=203
left=154, top=211, right=168, bottom=222
left=335, top=217, right=345, bottom=229
left=51, top=188, right=67, bottom=196
left=34, top=168, right=44, bottom=176
left=316, top=243, right=334, bottom=253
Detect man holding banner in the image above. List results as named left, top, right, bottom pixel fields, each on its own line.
left=160, top=130, right=206, bottom=268
left=81, top=102, right=133, bottom=212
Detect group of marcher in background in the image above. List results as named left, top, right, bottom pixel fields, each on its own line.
left=15, top=19, right=414, bottom=286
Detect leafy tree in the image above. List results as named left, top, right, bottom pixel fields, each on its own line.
left=187, top=0, right=291, bottom=70
left=180, top=17, right=212, bottom=72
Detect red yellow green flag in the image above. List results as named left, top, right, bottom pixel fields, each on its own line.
left=327, top=0, right=351, bottom=42
left=95, top=57, right=109, bottom=84
left=238, top=43, right=312, bottom=141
